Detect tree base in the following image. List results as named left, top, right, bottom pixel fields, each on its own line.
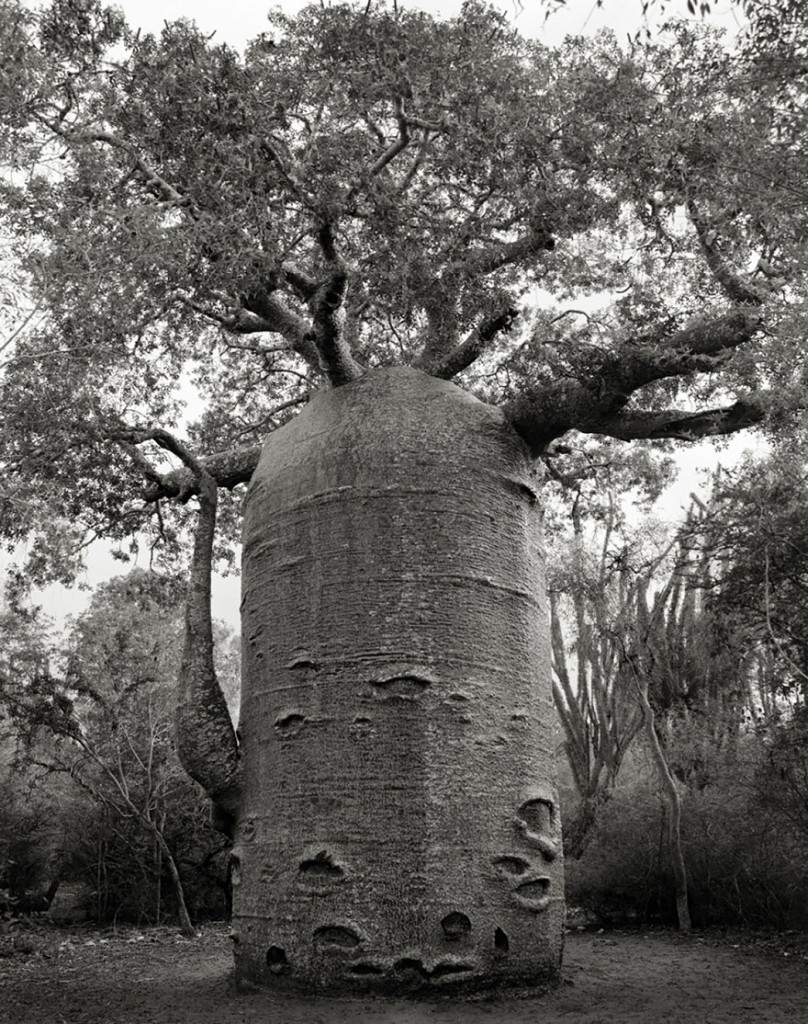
left=232, top=904, right=565, bottom=997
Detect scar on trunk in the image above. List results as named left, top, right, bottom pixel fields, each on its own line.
left=298, top=850, right=344, bottom=878
left=371, top=675, right=432, bottom=698
left=287, top=653, right=318, bottom=670
left=492, top=855, right=530, bottom=877
left=514, top=877, right=552, bottom=912
left=313, top=925, right=361, bottom=948
left=516, top=797, right=560, bottom=861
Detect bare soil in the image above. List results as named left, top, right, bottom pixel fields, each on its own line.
left=2, top=921, right=808, bottom=1024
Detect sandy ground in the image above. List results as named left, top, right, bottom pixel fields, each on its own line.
left=2, top=922, right=808, bottom=1023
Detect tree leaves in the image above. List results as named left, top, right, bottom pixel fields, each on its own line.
left=0, top=0, right=806, bottom=573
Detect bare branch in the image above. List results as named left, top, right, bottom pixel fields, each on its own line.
left=191, top=290, right=321, bottom=371
left=398, top=129, right=432, bottom=192
left=620, top=309, right=762, bottom=385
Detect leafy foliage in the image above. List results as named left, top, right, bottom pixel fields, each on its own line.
left=0, top=0, right=805, bottom=580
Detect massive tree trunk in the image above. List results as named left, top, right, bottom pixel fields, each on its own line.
left=231, top=366, right=564, bottom=995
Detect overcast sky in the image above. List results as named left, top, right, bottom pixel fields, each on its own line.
left=109, top=0, right=745, bottom=49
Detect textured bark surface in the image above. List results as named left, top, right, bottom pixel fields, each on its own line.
left=233, top=366, right=563, bottom=995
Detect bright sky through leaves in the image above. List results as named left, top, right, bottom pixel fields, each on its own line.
left=107, top=0, right=746, bottom=48
left=6, top=0, right=759, bottom=628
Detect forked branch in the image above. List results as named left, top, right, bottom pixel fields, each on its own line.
left=309, top=222, right=365, bottom=386
left=504, top=309, right=762, bottom=452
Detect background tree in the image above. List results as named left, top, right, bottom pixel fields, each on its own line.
left=3, top=570, right=236, bottom=934
left=562, top=451, right=808, bottom=932
left=1, top=0, right=807, bottom=995
left=548, top=493, right=657, bottom=859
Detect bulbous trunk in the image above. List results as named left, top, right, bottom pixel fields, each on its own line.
left=233, top=366, right=564, bottom=995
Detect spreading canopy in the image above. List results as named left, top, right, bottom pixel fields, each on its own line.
left=1, top=0, right=806, bottom=569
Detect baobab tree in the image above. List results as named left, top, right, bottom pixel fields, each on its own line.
left=1, top=0, right=805, bottom=995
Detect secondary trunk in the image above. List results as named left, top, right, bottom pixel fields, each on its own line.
left=233, top=366, right=564, bottom=995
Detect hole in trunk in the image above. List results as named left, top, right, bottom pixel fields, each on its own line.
left=266, top=946, right=288, bottom=973
left=230, top=854, right=241, bottom=887
left=517, top=798, right=554, bottom=834
left=314, top=926, right=360, bottom=948
left=494, top=927, right=510, bottom=953
left=441, top=912, right=471, bottom=940
left=299, top=851, right=344, bottom=878
left=274, top=712, right=306, bottom=736
left=393, top=957, right=429, bottom=979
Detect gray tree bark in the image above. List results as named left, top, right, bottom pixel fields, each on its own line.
left=231, top=366, right=564, bottom=994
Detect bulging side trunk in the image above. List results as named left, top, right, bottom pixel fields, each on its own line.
left=233, top=366, right=564, bottom=995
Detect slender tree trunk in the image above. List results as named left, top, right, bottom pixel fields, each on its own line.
left=234, top=366, right=564, bottom=995
left=154, top=832, right=195, bottom=938
left=637, top=683, right=691, bottom=933
left=155, top=831, right=162, bottom=925
left=175, top=473, right=242, bottom=835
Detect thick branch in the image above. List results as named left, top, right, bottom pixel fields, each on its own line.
left=581, top=397, right=768, bottom=442
left=687, top=200, right=764, bottom=306
left=239, top=290, right=321, bottom=370
left=465, top=223, right=556, bottom=277
left=309, top=223, right=365, bottom=386
left=108, top=426, right=243, bottom=828
left=504, top=309, right=761, bottom=451
left=429, top=307, right=519, bottom=380
left=281, top=263, right=317, bottom=301
left=142, top=444, right=262, bottom=503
